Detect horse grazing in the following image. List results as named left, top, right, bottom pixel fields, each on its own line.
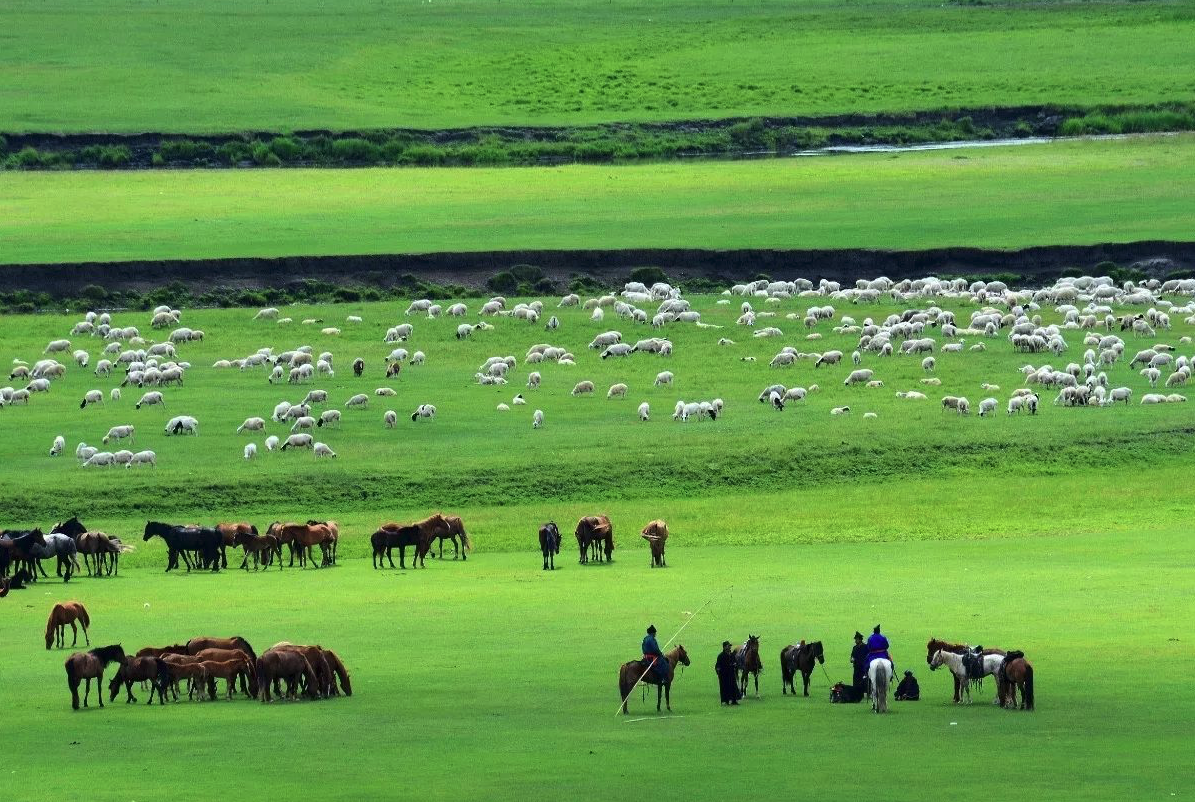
left=65, top=644, right=126, bottom=709
left=926, top=637, right=1006, bottom=703
left=143, top=521, right=221, bottom=572
left=216, top=522, right=258, bottom=569
left=640, top=519, right=668, bottom=567
left=930, top=648, right=1006, bottom=704
left=427, top=514, right=471, bottom=560
left=270, top=643, right=335, bottom=698
left=323, top=649, right=352, bottom=696
left=371, top=524, right=422, bottom=569
left=780, top=641, right=824, bottom=696
left=618, top=644, right=690, bottom=714
left=46, top=601, right=90, bottom=650
left=257, top=648, right=318, bottom=702
left=108, top=656, right=169, bottom=704
left=575, top=515, right=613, bottom=564
left=869, top=658, right=893, bottom=713
left=159, top=654, right=210, bottom=701
left=538, top=521, right=561, bottom=570
left=233, top=530, right=282, bottom=570
left=998, top=651, right=1035, bottom=710
left=737, top=635, right=763, bottom=698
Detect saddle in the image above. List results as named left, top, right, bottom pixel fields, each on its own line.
left=962, top=646, right=985, bottom=680
left=998, top=650, right=1026, bottom=683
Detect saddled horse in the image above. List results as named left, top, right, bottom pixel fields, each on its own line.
left=780, top=640, right=824, bottom=696
left=998, top=651, right=1035, bottom=710
left=930, top=648, right=1006, bottom=704
left=868, top=657, right=893, bottom=713
left=216, top=522, right=257, bottom=569
left=427, top=514, right=471, bottom=560
left=371, top=523, right=423, bottom=569
left=640, top=519, right=668, bottom=567
left=926, top=637, right=1006, bottom=703
left=46, top=601, right=90, bottom=650
left=618, top=644, right=690, bottom=714
left=143, top=521, right=221, bottom=572
left=65, top=644, right=126, bottom=709
left=737, top=635, right=763, bottom=698
left=538, top=521, right=561, bottom=570
left=233, top=530, right=281, bottom=570
left=575, top=515, right=613, bottom=564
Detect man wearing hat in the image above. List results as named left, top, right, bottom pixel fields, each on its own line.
left=714, top=640, right=740, bottom=705
left=641, top=624, right=668, bottom=683
left=850, top=631, right=869, bottom=691
left=895, top=670, right=920, bottom=701
left=867, top=625, right=893, bottom=674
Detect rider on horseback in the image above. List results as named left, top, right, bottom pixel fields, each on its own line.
left=866, top=625, right=894, bottom=674
left=642, top=624, right=669, bottom=682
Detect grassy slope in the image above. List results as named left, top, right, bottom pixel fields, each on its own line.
left=3, top=135, right=1194, bottom=264
left=2, top=538, right=1191, bottom=801
left=2, top=0, right=1193, bottom=132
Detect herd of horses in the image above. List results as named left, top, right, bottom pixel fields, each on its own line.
left=0, top=515, right=129, bottom=585
left=55, top=623, right=350, bottom=709
left=541, top=516, right=668, bottom=570
left=370, top=513, right=470, bottom=569
left=617, top=635, right=1035, bottom=715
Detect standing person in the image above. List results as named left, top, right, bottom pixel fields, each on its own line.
left=641, top=624, right=668, bottom=682
left=867, top=625, right=893, bottom=674
left=850, top=631, right=869, bottom=691
left=715, top=641, right=740, bottom=705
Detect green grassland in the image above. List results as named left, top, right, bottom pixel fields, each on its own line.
left=3, top=0, right=1193, bottom=133
left=3, top=135, right=1194, bottom=264
left=3, top=293, right=1193, bottom=799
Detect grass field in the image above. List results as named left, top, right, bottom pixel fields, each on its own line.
left=4, top=292, right=1194, bottom=799
left=3, top=0, right=1193, bottom=133
left=3, top=135, right=1194, bottom=264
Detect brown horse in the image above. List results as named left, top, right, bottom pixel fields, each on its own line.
left=160, top=654, right=209, bottom=700
left=65, top=644, right=126, bottom=709
left=46, top=601, right=90, bottom=650
left=257, top=648, right=318, bottom=702
left=323, top=649, right=352, bottom=696
left=108, top=656, right=169, bottom=704
left=738, top=635, right=763, bottom=698
left=233, top=530, right=282, bottom=570
left=618, top=644, right=690, bottom=714
left=926, top=637, right=1006, bottom=703
left=780, top=641, right=824, bottom=696
left=268, top=522, right=334, bottom=568
left=136, top=643, right=189, bottom=659
left=998, top=651, right=1035, bottom=710
left=271, top=642, right=335, bottom=698
left=371, top=523, right=423, bottom=569
left=640, top=519, right=668, bottom=567
left=428, top=514, right=472, bottom=560
left=216, top=522, right=257, bottom=569
left=194, top=648, right=258, bottom=696
left=306, top=520, right=339, bottom=565
left=575, top=515, right=613, bottom=564
left=74, top=532, right=125, bottom=576
left=406, top=513, right=454, bottom=568
left=199, top=658, right=253, bottom=700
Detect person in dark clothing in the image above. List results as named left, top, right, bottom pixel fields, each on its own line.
left=715, top=641, right=740, bottom=705
left=850, top=631, right=869, bottom=690
left=641, top=624, right=669, bottom=683
left=895, top=670, right=920, bottom=701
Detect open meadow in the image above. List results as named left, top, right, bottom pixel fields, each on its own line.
left=2, top=0, right=1193, bottom=132
left=3, top=135, right=1194, bottom=264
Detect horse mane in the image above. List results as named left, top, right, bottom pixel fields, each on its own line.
left=90, top=644, right=125, bottom=667
left=232, top=637, right=258, bottom=662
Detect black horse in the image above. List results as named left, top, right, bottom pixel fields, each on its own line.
left=371, top=525, right=422, bottom=569
left=1, top=529, right=47, bottom=580
left=780, top=641, right=825, bottom=697
left=539, top=521, right=560, bottom=570
left=143, top=522, right=221, bottom=572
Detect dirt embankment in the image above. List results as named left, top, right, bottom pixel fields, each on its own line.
left=3, top=242, right=1193, bottom=297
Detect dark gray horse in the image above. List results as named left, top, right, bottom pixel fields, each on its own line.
left=34, top=533, right=80, bottom=582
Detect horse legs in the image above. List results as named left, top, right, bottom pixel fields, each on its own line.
left=656, top=684, right=663, bottom=712
left=802, top=670, right=811, bottom=697
left=754, top=671, right=759, bottom=698
left=387, top=546, right=397, bottom=569
left=69, top=620, right=78, bottom=647
left=83, top=677, right=91, bottom=708
left=70, top=677, right=80, bottom=710
left=665, top=682, right=672, bottom=711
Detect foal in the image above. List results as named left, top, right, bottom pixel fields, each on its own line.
left=46, top=601, right=90, bottom=650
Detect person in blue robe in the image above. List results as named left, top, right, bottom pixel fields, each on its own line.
left=642, top=624, right=669, bottom=682
left=866, top=624, right=893, bottom=674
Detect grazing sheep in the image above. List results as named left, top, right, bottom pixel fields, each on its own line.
left=313, top=442, right=337, bottom=458
left=345, top=393, right=369, bottom=409
left=783, top=387, right=807, bottom=401
left=94, top=359, right=113, bottom=377
left=384, top=410, right=397, bottom=428
left=863, top=412, right=878, bottom=420
left=559, top=294, right=580, bottom=307
left=45, top=339, right=71, bottom=354
left=26, top=378, right=51, bottom=393
left=852, top=350, right=862, bottom=365
left=830, top=406, right=850, bottom=415
left=1107, top=387, right=1133, bottom=404
left=607, top=383, right=628, bottom=399
left=980, top=383, right=1000, bottom=391
left=301, top=389, right=328, bottom=406
left=125, top=449, right=156, bottom=468
left=73, top=350, right=89, bottom=368
left=532, top=409, right=544, bottom=428
left=896, top=391, right=928, bottom=400
left=770, top=352, right=796, bottom=368
left=1141, top=393, right=1166, bottom=405
left=346, top=315, right=362, bottom=323
left=102, top=425, right=135, bottom=445
left=601, top=343, right=633, bottom=359
left=255, top=307, right=280, bottom=320
left=411, top=404, right=437, bottom=421
left=512, top=394, right=527, bottom=406
left=527, top=372, right=541, bottom=389
left=281, top=433, right=314, bottom=451
left=571, top=381, right=595, bottom=396
left=83, top=452, right=117, bottom=468
left=49, top=435, right=65, bottom=456
left=79, top=389, right=104, bottom=409
left=290, top=416, right=317, bottom=433
left=244, top=443, right=257, bottom=460
left=922, top=357, right=936, bottom=373
left=375, top=387, right=397, bottom=397
left=546, top=315, right=560, bottom=330
left=920, top=377, right=942, bottom=386
left=237, top=416, right=266, bottom=434
left=265, top=435, right=280, bottom=453
left=1141, top=367, right=1161, bottom=387
left=317, top=409, right=341, bottom=429
left=589, top=331, right=622, bottom=349
left=769, top=391, right=784, bottom=411
left=352, top=358, right=365, bottom=376
left=496, top=403, right=511, bottom=412
left=591, top=307, right=605, bottom=322
left=456, top=324, right=475, bottom=340
left=843, top=369, right=874, bottom=386
left=638, top=402, right=650, bottom=421
left=654, top=371, right=674, bottom=387
left=814, top=350, right=843, bottom=368
left=411, top=351, right=425, bottom=365
left=978, top=397, right=998, bottom=417
left=865, top=380, right=884, bottom=388
left=164, top=416, right=199, bottom=435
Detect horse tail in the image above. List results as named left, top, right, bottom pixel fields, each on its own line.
left=1022, top=664, right=1034, bottom=711
left=78, top=604, right=90, bottom=629
left=874, top=661, right=890, bottom=711
left=618, top=666, right=633, bottom=713
left=460, top=528, right=472, bottom=552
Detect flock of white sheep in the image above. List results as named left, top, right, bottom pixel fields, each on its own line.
left=6, top=273, right=1195, bottom=468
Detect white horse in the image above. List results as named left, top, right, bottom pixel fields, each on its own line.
left=868, top=658, right=893, bottom=713
left=930, top=649, right=1006, bottom=704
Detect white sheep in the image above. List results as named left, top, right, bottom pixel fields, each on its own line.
left=237, top=416, right=266, bottom=434
left=265, top=435, right=280, bottom=453
left=843, top=369, right=874, bottom=386
left=978, top=397, right=998, bottom=417
left=456, top=324, right=474, bottom=340
left=572, top=381, right=595, bottom=396
left=852, top=350, right=862, bottom=365
left=922, top=357, right=936, bottom=373
left=83, top=452, right=117, bottom=468
left=607, top=383, right=628, bottom=399
left=830, top=406, right=850, bottom=415
left=384, top=410, right=397, bottom=428
left=280, top=433, right=314, bottom=451
left=164, top=416, right=198, bottom=435
left=313, top=442, right=337, bottom=458
left=73, top=350, right=89, bottom=368
left=411, top=404, right=437, bottom=421
left=255, top=308, right=280, bottom=320
left=527, top=372, right=541, bottom=389
left=127, top=449, right=156, bottom=468
left=345, top=393, right=369, bottom=409
left=532, top=409, right=544, bottom=428
left=896, top=391, right=928, bottom=400
left=244, top=442, right=257, bottom=460
left=512, top=394, right=526, bottom=406
left=80, top=389, right=104, bottom=408
left=769, top=391, right=784, bottom=411
left=497, top=403, right=511, bottom=412
left=863, top=412, right=878, bottom=420
left=638, top=402, right=650, bottom=421
left=49, top=435, right=65, bottom=456
left=290, top=416, right=317, bottom=433
left=102, top=425, right=135, bottom=445
left=317, top=409, right=341, bottom=428
left=375, top=387, right=398, bottom=397
left=411, top=351, right=426, bottom=365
